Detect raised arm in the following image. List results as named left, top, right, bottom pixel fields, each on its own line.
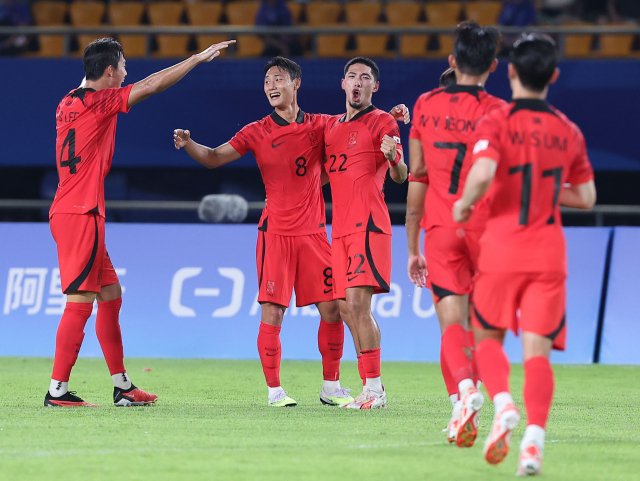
left=128, top=41, right=235, bottom=108
left=174, top=129, right=242, bottom=169
left=406, top=181, right=428, bottom=287
left=560, top=180, right=596, bottom=210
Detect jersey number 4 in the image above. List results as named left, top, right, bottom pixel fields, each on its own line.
left=435, top=142, right=466, bottom=194
left=509, top=164, right=563, bottom=225
left=59, top=128, right=82, bottom=174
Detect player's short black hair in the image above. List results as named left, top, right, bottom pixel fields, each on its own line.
left=83, top=37, right=123, bottom=81
left=511, top=32, right=558, bottom=93
left=440, top=68, right=457, bottom=87
left=453, top=21, right=500, bottom=76
left=344, top=57, right=380, bottom=82
left=264, top=57, right=302, bottom=81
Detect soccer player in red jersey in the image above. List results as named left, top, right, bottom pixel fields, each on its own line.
left=324, top=57, right=408, bottom=409
left=45, top=37, right=234, bottom=407
left=407, top=22, right=507, bottom=443
left=453, top=33, right=596, bottom=474
left=173, top=57, right=410, bottom=407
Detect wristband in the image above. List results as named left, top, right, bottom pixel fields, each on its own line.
left=389, top=149, right=401, bottom=167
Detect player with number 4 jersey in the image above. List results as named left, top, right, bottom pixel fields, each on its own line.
left=46, top=37, right=234, bottom=408
left=173, top=57, right=409, bottom=408
left=454, top=33, right=595, bottom=475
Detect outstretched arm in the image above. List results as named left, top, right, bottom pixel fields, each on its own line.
left=128, top=41, right=235, bottom=108
left=174, top=129, right=242, bottom=169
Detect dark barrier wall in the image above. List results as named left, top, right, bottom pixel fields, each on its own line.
left=1, top=58, right=639, bottom=170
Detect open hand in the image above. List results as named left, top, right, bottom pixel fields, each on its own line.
left=173, top=129, right=191, bottom=149
left=390, top=104, right=410, bottom=124
left=408, top=253, right=427, bottom=288
left=194, top=40, right=236, bottom=63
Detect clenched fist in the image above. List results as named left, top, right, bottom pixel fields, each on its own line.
left=381, top=135, right=398, bottom=163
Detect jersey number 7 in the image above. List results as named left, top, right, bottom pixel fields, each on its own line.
left=435, top=142, right=466, bottom=194
left=59, top=128, right=82, bottom=174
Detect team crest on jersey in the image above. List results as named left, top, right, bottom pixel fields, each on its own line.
left=266, top=281, right=275, bottom=295
left=308, top=130, right=318, bottom=146
left=348, top=131, right=358, bottom=145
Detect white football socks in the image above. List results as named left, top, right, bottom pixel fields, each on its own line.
left=268, top=386, right=283, bottom=400
left=112, top=372, right=132, bottom=390
left=449, top=394, right=459, bottom=406
left=521, top=424, right=546, bottom=451
left=365, top=376, right=383, bottom=392
left=323, top=380, right=341, bottom=393
left=493, top=391, right=515, bottom=414
left=49, top=379, right=68, bottom=397
left=458, top=378, right=475, bottom=398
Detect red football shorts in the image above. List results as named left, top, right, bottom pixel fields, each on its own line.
left=256, top=231, right=333, bottom=308
left=50, top=212, right=119, bottom=294
left=332, top=231, right=391, bottom=299
left=471, top=271, right=567, bottom=351
left=423, top=226, right=482, bottom=304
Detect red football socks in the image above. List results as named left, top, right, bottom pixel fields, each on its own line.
left=357, top=355, right=365, bottom=385
left=524, top=356, right=555, bottom=428
left=360, top=348, right=381, bottom=379
left=258, top=322, right=282, bottom=388
left=467, top=329, right=480, bottom=385
left=475, top=339, right=511, bottom=398
left=440, top=343, right=458, bottom=397
left=441, top=324, right=474, bottom=385
left=317, top=319, right=344, bottom=382
left=52, top=302, right=93, bottom=382
left=96, top=297, right=126, bottom=375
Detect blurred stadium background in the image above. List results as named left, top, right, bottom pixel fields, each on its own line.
left=1, top=0, right=639, bottom=365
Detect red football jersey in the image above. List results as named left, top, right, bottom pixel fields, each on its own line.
left=410, top=85, right=507, bottom=231
left=472, top=99, right=594, bottom=273
left=50, top=85, right=133, bottom=218
left=324, top=106, right=402, bottom=238
left=229, top=110, right=328, bottom=236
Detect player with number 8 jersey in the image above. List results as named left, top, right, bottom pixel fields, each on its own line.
left=173, top=57, right=410, bottom=407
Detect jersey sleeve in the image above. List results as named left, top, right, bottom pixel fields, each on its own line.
left=86, top=85, right=133, bottom=118
left=408, top=172, right=429, bottom=185
left=228, top=123, right=258, bottom=156
left=566, top=126, right=594, bottom=185
left=471, top=112, right=502, bottom=164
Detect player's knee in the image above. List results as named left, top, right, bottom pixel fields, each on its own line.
left=261, top=303, right=285, bottom=326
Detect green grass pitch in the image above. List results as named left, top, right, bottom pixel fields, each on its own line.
left=0, top=358, right=638, bottom=481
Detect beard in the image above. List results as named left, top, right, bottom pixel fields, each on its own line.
left=348, top=100, right=363, bottom=109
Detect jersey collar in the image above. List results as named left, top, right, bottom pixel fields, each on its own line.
left=444, top=84, right=484, bottom=101
left=340, top=104, right=377, bottom=123
left=270, top=109, right=305, bottom=126
left=509, top=99, right=557, bottom=117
